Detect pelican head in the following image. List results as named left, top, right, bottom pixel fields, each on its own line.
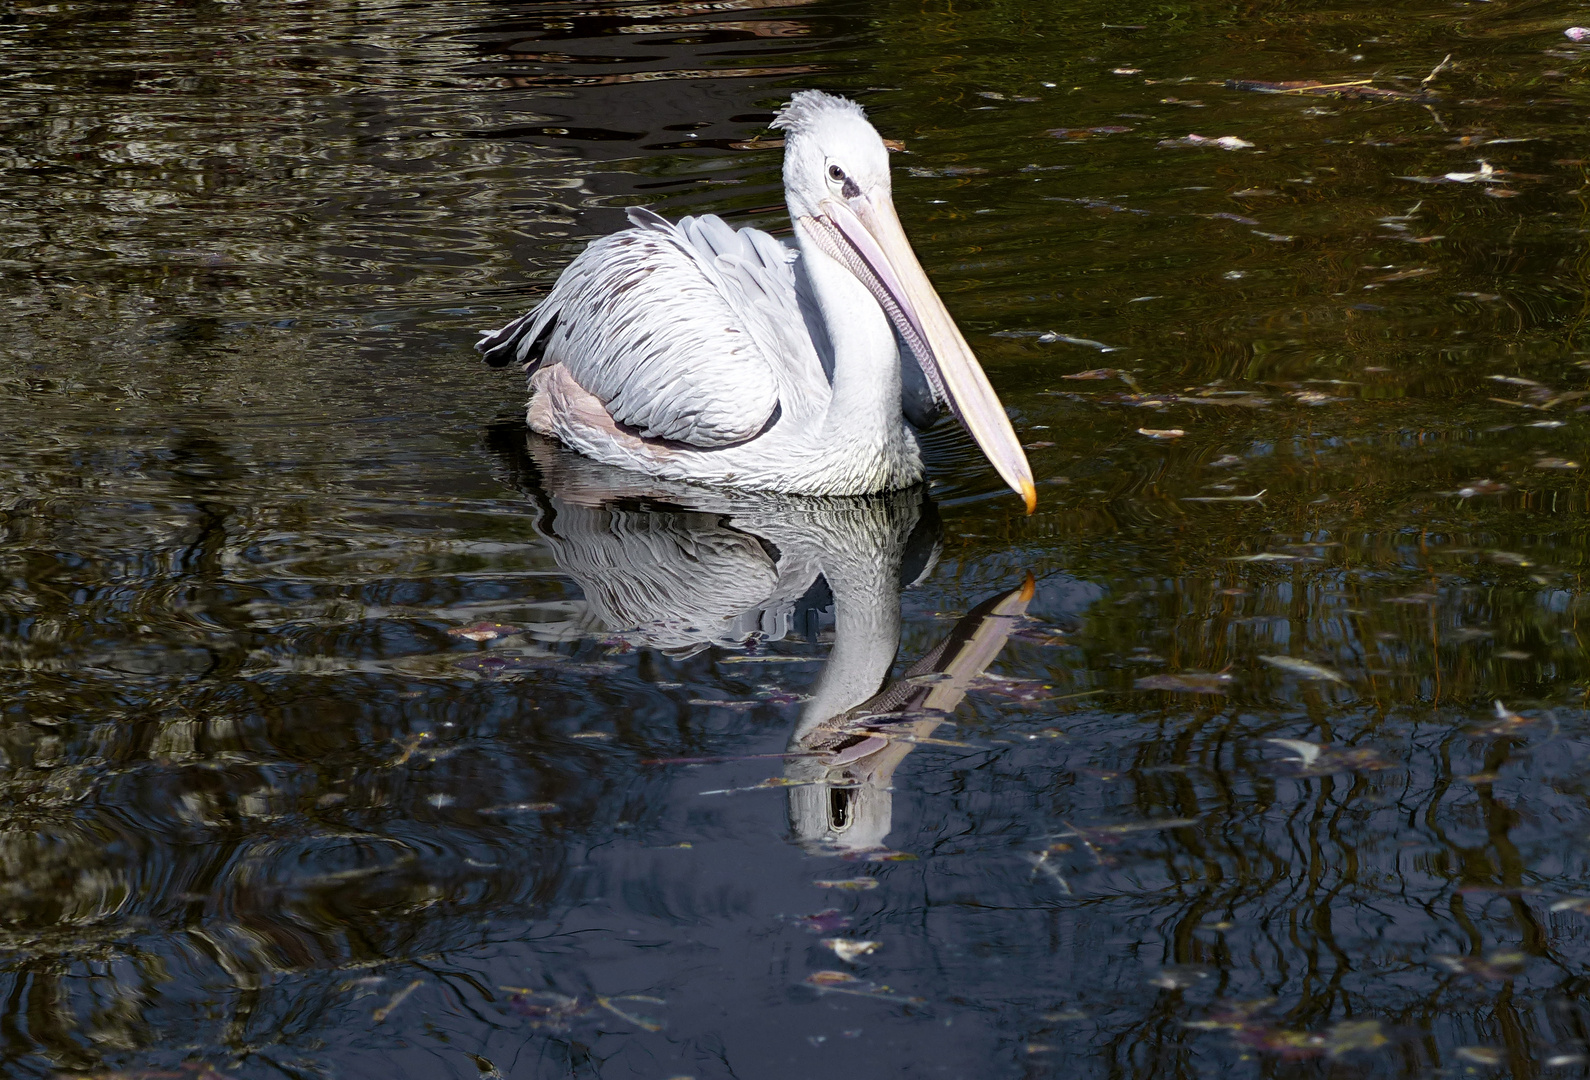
left=773, top=91, right=1037, bottom=513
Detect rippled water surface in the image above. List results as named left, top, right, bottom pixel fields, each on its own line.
left=4, top=0, right=1590, bottom=1076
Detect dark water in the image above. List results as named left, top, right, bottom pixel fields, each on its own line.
left=3, top=0, right=1590, bottom=1076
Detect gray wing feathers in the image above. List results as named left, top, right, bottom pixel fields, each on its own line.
left=478, top=208, right=813, bottom=447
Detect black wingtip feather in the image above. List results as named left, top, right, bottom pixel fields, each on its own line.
left=477, top=311, right=558, bottom=369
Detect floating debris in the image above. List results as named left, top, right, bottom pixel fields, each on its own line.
left=1134, top=672, right=1235, bottom=693
left=595, top=995, right=666, bottom=1032
left=855, top=849, right=917, bottom=863
left=1568, top=27, right=1590, bottom=41
left=1138, top=427, right=1186, bottom=439
left=1055, top=818, right=1200, bottom=843
left=479, top=802, right=561, bottom=815
left=1260, top=656, right=1348, bottom=683
left=803, top=971, right=926, bottom=1005
left=1226, top=77, right=1431, bottom=102
left=1189, top=1003, right=1388, bottom=1061
left=1369, top=267, right=1437, bottom=285
left=1046, top=125, right=1134, bottom=140
left=824, top=939, right=881, bottom=963
left=798, top=909, right=852, bottom=933
left=1012, top=623, right=1068, bottom=645
left=719, top=655, right=814, bottom=664
left=814, top=878, right=879, bottom=891
left=1535, top=457, right=1581, bottom=469
left=1469, top=700, right=1554, bottom=737
left=1159, top=134, right=1254, bottom=150
left=1433, top=951, right=1527, bottom=980
left=502, top=989, right=664, bottom=1033
left=1443, top=162, right=1504, bottom=184
left=1183, top=490, right=1266, bottom=503
left=1455, top=1046, right=1506, bottom=1066
left=1028, top=850, right=1073, bottom=894
left=971, top=673, right=1062, bottom=703
left=1265, top=738, right=1392, bottom=776
left=372, top=979, right=423, bottom=1023
left=448, top=622, right=522, bottom=642
left=1040, top=332, right=1118, bottom=350
left=1150, top=964, right=1212, bottom=990
left=1450, top=479, right=1510, bottom=498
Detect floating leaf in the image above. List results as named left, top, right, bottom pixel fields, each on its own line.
left=1046, top=125, right=1134, bottom=140
left=824, top=939, right=881, bottom=963
left=1159, top=134, right=1254, bottom=149
left=480, top=802, right=560, bottom=815
left=806, top=970, right=858, bottom=986
left=1231, top=552, right=1302, bottom=562
left=1260, top=656, right=1348, bottom=683
left=1266, top=739, right=1392, bottom=776
left=505, top=990, right=585, bottom=1031
left=448, top=622, right=522, bottom=642
left=799, top=909, right=851, bottom=933
left=1455, top=1046, right=1505, bottom=1066
left=1150, top=964, right=1213, bottom=989
left=1040, top=332, right=1117, bottom=350
left=1469, top=700, right=1552, bottom=737
left=861, top=849, right=918, bottom=863
left=1433, top=951, right=1527, bottom=980
left=1183, top=490, right=1267, bottom=502
left=814, top=878, right=879, bottom=891
left=1266, top=738, right=1322, bottom=768
left=1235, top=1026, right=1328, bottom=1059
left=1138, top=427, right=1187, bottom=439
left=1134, top=672, right=1235, bottom=693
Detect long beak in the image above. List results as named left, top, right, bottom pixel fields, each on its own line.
left=805, top=194, right=1037, bottom=513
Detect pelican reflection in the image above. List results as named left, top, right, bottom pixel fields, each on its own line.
left=488, top=428, right=1031, bottom=855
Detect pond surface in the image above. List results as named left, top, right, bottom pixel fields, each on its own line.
left=3, top=0, right=1590, bottom=1076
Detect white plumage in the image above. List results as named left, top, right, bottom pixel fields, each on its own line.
left=479, top=90, right=1035, bottom=510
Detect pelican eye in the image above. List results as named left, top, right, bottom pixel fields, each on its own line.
left=827, top=164, right=845, bottom=183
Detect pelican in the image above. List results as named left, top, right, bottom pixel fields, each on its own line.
left=477, top=90, right=1036, bottom=512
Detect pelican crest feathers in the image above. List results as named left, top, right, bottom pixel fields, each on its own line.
left=771, top=90, right=867, bottom=135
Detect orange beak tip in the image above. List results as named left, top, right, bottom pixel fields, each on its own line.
left=1020, top=481, right=1037, bottom=515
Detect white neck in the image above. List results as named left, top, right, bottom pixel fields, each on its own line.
left=794, top=221, right=903, bottom=442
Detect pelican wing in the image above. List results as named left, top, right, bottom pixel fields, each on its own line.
left=478, top=209, right=821, bottom=448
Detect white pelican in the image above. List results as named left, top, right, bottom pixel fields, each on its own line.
left=478, top=90, right=1036, bottom=512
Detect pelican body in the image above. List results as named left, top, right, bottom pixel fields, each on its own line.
left=478, top=91, right=1035, bottom=511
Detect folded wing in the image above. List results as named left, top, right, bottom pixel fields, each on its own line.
left=478, top=208, right=820, bottom=448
